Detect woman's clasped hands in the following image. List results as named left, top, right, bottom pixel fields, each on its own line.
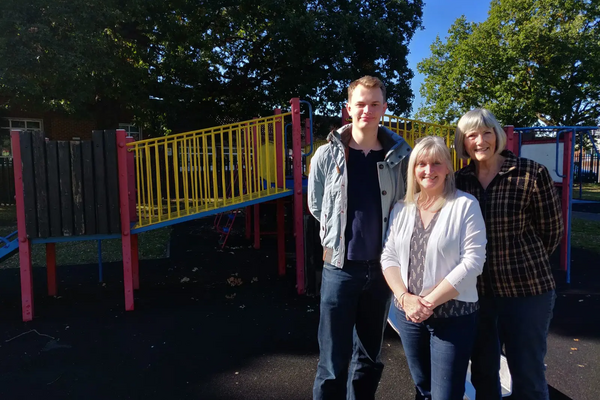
left=400, top=292, right=434, bottom=323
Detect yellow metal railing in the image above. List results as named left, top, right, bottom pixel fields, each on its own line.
left=306, top=115, right=461, bottom=171
left=128, top=113, right=291, bottom=228
left=381, top=114, right=461, bottom=171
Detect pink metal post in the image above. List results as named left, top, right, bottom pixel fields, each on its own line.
left=46, top=243, right=57, bottom=296
left=11, top=131, right=34, bottom=321
left=290, top=98, right=305, bottom=294
left=274, top=108, right=286, bottom=275
left=116, top=129, right=134, bottom=311
left=560, top=131, right=573, bottom=272
left=274, top=108, right=284, bottom=188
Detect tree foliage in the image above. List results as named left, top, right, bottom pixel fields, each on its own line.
left=417, top=0, right=600, bottom=127
left=0, top=0, right=424, bottom=133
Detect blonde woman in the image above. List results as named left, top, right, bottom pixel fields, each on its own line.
left=381, top=136, right=486, bottom=400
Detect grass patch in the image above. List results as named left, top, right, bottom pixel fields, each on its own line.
left=571, top=217, right=600, bottom=254
left=574, top=183, right=600, bottom=201
left=0, top=205, right=172, bottom=268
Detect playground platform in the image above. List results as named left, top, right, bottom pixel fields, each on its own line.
left=0, top=217, right=597, bottom=400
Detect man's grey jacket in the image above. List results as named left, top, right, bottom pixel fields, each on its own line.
left=307, top=124, right=411, bottom=268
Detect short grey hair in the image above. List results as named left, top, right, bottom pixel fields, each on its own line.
left=405, top=136, right=456, bottom=211
left=454, top=108, right=507, bottom=159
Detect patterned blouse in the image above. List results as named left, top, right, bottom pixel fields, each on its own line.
left=395, top=208, right=478, bottom=318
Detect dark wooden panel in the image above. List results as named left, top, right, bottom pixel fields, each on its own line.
left=0, top=157, right=15, bottom=205
left=70, top=141, right=85, bottom=236
left=19, top=132, right=38, bottom=238
left=103, top=130, right=121, bottom=234
left=58, top=141, right=73, bottom=236
left=32, top=132, right=49, bottom=237
left=46, top=141, right=62, bottom=237
left=92, top=130, right=108, bottom=234
left=81, top=140, right=96, bottom=235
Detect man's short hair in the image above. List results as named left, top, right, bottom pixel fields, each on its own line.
left=347, top=76, right=386, bottom=103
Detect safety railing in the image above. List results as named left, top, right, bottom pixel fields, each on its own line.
left=128, top=113, right=290, bottom=228
left=381, top=114, right=461, bottom=170
left=306, top=115, right=461, bottom=171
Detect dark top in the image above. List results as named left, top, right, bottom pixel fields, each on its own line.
left=455, top=150, right=563, bottom=297
left=345, top=147, right=384, bottom=261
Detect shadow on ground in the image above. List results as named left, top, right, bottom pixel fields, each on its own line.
left=0, top=218, right=597, bottom=399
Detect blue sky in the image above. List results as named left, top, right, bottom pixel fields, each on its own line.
left=406, top=0, right=491, bottom=117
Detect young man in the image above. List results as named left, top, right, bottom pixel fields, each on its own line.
left=308, top=76, right=411, bottom=399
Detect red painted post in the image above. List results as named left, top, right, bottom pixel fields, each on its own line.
left=274, top=108, right=284, bottom=188
left=290, top=98, right=305, bottom=294
left=274, top=108, right=286, bottom=275
left=46, top=243, right=57, bottom=296
left=116, top=129, right=134, bottom=311
left=252, top=118, right=261, bottom=249
left=132, top=234, right=139, bottom=290
left=126, top=136, right=137, bottom=222
left=560, top=131, right=573, bottom=273
left=277, top=198, right=285, bottom=276
left=341, top=107, right=350, bottom=126
left=11, top=131, right=34, bottom=321
left=504, top=126, right=517, bottom=155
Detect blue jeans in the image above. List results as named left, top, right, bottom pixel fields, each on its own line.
left=313, top=260, right=392, bottom=400
left=391, top=306, right=478, bottom=400
left=471, top=291, right=556, bottom=400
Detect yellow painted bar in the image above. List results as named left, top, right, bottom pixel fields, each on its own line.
left=219, top=130, right=226, bottom=202
left=228, top=128, right=234, bottom=200
left=145, top=145, right=154, bottom=220
left=182, top=138, right=190, bottom=215
left=135, top=146, right=143, bottom=222
left=164, top=143, right=171, bottom=219
left=202, top=134, right=210, bottom=211
left=173, top=140, right=180, bottom=216
left=236, top=127, right=243, bottom=199
left=154, top=143, right=162, bottom=222
left=211, top=133, right=218, bottom=207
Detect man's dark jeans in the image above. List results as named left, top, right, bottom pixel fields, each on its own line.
left=471, top=291, right=556, bottom=400
left=313, top=260, right=392, bottom=400
left=391, top=306, right=478, bottom=400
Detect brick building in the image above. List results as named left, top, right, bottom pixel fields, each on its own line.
left=0, top=109, right=141, bottom=157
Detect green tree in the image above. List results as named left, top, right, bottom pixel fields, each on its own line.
left=0, top=0, right=424, bottom=133
left=417, top=0, right=600, bottom=127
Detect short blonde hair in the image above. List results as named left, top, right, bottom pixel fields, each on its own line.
left=347, top=76, right=386, bottom=103
left=454, top=108, right=507, bottom=159
left=405, top=136, right=456, bottom=211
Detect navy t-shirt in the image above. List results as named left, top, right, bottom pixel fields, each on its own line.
left=344, top=147, right=384, bottom=261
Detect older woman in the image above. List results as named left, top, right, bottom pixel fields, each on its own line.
left=454, top=109, right=563, bottom=400
left=381, top=136, right=486, bottom=400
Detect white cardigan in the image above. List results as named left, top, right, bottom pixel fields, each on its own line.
left=381, top=190, right=486, bottom=303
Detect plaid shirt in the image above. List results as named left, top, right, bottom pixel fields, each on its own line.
left=456, top=150, right=563, bottom=297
